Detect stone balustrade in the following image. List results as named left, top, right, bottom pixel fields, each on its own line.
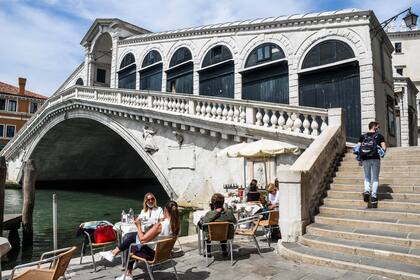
left=58, top=86, right=329, bottom=137
left=2, top=86, right=333, bottom=157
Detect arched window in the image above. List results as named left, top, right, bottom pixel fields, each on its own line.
left=75, top=78, right=84, bottom=86
left=299, top=40, right=360, bottom=141
left=199, top=45, right=234, bottom=98
left=118, top=53, right=136, bottom=89
left=302, top=40, right=355, bottom=69
left=166, top=47, right=193, bottom=94
left=242, top=43, right=288, bottom=104
left=140, top=50, right=163, bottom=91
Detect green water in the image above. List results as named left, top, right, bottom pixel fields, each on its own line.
left=1, top=183, right=177, bottom=270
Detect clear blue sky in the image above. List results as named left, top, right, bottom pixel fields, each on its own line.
left=0, top=0, right=419, bottom=96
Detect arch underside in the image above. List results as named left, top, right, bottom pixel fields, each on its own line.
left=28, top=118, right=171, bottom=197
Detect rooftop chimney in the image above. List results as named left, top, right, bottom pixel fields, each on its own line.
left=18, top=77, right=26, bottom=95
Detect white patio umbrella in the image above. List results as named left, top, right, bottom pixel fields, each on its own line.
left=218, top=139, right=300, bottom=187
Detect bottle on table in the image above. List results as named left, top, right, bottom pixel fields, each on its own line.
left=121, top=210, right=126, bottom=223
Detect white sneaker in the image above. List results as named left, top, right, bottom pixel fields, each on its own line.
left=99, top=251, right=115, bottom=262
left=115, top=274, right=133, bottom=280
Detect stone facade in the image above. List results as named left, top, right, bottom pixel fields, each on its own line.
left=57, top=9, right=396, bottom=144
left=387, top=28, right=420, bottom=145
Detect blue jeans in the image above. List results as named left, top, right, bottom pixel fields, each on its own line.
left=362, top=159, right=380, bottom=198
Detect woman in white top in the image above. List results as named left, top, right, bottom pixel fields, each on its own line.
left=267, top=183, right=279, bottom=210
left=138, top=193, right=164, bottom=231
left=101, top=201, right=180, bottom=280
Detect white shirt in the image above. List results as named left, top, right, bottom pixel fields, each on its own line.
left=139, top=206, right=163, bottom=226
left=268, top=191, right=279, bottom=206
left=136, top=218, right=173, bottom=249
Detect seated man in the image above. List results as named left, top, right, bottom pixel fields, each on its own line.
left=199, top=193, right=236, bottom=257
left=246, top=184, right=260, bottom=202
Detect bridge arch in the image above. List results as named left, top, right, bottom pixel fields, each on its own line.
left=21, top=109, right=176, bottom=198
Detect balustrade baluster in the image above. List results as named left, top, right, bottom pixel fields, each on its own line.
left=292, top=113, right=302, bottom=133
left=196, top=103, right=201, bottom=116
left=278, top=111, right=285, bottom=129
left=320, top=116, right=327, bottom=132
left=216, top=104, right=223, bottom=119
left=255, top=109, right=263, bottom=126
left=262, top=110, right=270, bottom=127
left=311, top=117, right=320, bottom=136
left=211, top=103, right=217, bottom=118
left=270, top=111, right=278, bottom=128
left=222, top=106, right=228, bottom=121
left=200, top=102, right=206, bottom=117
left=285, top=112, right=293, bottom=131
left=303, top=115, right=311, bottom=135
left=227, top=106, right=234, bottom=122
left=233, top=106, right=239, bottom=122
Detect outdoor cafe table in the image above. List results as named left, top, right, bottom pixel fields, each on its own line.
left=193, top=202, right=262, bottom=255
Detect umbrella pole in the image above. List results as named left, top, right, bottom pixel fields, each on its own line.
left=243, top=158, right=246, bottom=188
left=264, top=157, right=268, bottom=189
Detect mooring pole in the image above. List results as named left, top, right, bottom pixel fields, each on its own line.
left=0, top=156, right=6, bottom=236
left=52, top=194, right=57, bottom=250
left=22, top=160, right=36, bottom=247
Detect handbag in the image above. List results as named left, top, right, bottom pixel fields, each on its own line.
left=94, top=223, right=116, bottom=244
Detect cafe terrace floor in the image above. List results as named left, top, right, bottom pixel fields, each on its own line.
left=53, top=235, right=391, bottom=280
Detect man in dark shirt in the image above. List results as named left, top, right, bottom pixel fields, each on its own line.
left=357, top=121, right=387, bottom=208
left=199, top=193, right=236, bottom=256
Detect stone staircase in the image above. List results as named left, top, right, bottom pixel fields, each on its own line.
left=281, top=147, right=420, bottom=279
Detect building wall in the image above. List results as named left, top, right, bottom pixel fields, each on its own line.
left=388, top=31, right=420, bottom=144
left=0, top=94, right=45, bottom=147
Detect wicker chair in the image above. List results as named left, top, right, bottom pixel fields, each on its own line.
left=79, top=229, right=119, bottom=271
left=124, top=237, right=179, bottom=280
left=10, top=246, right=77, bottom=280
left=258, top=209, right=279, bottom=247
left=235, top=215, right=262, bottom=256
left=202, top=222, right=235, bottom=266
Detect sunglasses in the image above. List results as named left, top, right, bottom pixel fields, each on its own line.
left=147, top=198, right=155, bottom=202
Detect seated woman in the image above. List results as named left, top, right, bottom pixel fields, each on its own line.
left=138, top=192, right=164, bottom=231
left=267, top=183, right=279, bottom=210
left=246, top=184, right=260, bottom=202
left=100, top=201, right=180, bottom=280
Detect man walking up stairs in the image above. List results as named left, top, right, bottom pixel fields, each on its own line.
left=281, top=146, right=420, bottom=279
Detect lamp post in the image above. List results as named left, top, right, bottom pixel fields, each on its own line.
left=372, top=8, right=418, bottom=39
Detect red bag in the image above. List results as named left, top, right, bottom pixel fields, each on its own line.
left=94, top=224, right=116, bottom=244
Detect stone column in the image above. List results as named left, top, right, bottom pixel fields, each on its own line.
left=110, top=34, right=119, bottom=88
left=84, top=47, right=92, bottom=87
left=277, top=170, right=303, bottom=242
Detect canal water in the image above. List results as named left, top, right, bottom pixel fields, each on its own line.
left=0, top=180, right=184, bottom=270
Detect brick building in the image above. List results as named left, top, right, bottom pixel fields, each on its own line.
left=0, top=78, right=47, bottom=149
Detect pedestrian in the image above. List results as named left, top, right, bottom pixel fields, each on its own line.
left=356, top=121, right=386, bottom=208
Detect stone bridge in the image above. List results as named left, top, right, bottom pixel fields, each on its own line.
left=1, top=85, right=334, bottom=206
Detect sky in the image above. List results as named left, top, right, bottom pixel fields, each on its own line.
left=0, top=0, right=419, bottom=96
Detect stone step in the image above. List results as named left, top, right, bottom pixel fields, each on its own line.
left=334, top=177, right=420, bottom=185
left=281, top=242, right=420, bottom=280
left=319, top=206, right=420, bottom=222
left=299, top=234, right=420, bottom=266
left=315, top=215, right=420, bottom=234
left=306, top=223, right=420, bottom=249
left=339, top=160, right=420, bottom=167
left=327, top=190, right=420, bottom=202
left=323, top=198, right=420, bottom=211
left=336, top=170, right=420, bottom=177
left=330, top=184, right=420, bottom=193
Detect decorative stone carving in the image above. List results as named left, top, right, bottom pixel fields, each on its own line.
left=143, top=126, right=158, bottom=153
left=172, top=131, right=184, bottom=147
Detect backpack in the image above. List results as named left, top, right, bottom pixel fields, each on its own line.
left=359, top=133, right=378, bottom=160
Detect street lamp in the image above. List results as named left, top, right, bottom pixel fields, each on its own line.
left=403, top=9, right=418, bottom=29
left=372, top=8, right=418, bottom=39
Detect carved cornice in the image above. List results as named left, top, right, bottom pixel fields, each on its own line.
left=119, top=10, right=371, bottom=46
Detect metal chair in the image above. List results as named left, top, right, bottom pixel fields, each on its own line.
left=124, top=237, right=179, bottom=280
left=235, top=215, right=262, bottom=256
left=79, top=229, right=119, bottom=271
left=258, top=209, right=279, bottom=247
left=202, top=222, right=235, bottom=266
left=10, top=246, right=77, bottom=280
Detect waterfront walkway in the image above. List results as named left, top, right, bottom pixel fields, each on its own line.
left=61, top=236, right=390, bottom=280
